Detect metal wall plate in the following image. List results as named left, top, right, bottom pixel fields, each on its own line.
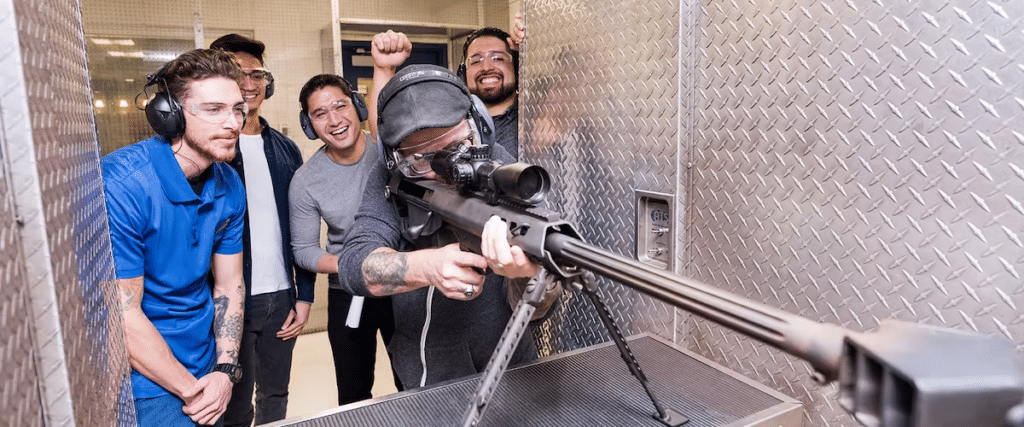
left=636, top=190, right=675, bottom=271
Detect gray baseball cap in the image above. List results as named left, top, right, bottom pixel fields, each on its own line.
left=377, top=64, right=471, bottom=149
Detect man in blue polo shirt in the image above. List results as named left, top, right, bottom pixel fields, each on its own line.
left=103, top=48, right=247, bottom=426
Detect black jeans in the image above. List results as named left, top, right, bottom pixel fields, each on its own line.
left=328, top=288, right=399, bottom=405
left=224, top=289, right=297, bottom=426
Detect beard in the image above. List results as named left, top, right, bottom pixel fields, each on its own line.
left=183, top=132, right=238, bottom=163
left=473, top=79, right=517, bottom=105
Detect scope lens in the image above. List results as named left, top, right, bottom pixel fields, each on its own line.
left=492, top=164, right=550, bottom=205
left=517, top=168, right=545, bottom=196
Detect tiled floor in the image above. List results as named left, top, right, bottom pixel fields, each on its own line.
left=278, top=331, right=397, bottom=424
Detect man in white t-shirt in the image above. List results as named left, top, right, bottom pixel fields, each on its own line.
left=211, top=34, right=316, bottom=427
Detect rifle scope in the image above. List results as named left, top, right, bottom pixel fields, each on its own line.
left=431, top=143, right=550, bottom=206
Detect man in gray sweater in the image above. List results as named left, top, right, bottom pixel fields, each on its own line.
left=337, top=44, right=558, bottom=388
left=289, top=74, right=398, bottom=404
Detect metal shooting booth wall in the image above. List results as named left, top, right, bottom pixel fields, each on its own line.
left=520, top=0, right=1024, bottom=426
left=0, top=0, right=132, bottom=426
left=2, top=0, right=1024, bottom=426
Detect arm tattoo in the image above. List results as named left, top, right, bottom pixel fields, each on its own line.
left=121, top=289, right=136, bottom=314
left=118, top=279, right=143, bottom=314
left=213, top=295, right=228, bottom=328
left=213, top=294, right=243, bottom=364
left=363, top=251, right=409, bottom=295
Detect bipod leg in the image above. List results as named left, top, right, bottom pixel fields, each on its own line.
left=459, top=269, right=561, bottom=427
left=577, top=272, right=689, bottom=427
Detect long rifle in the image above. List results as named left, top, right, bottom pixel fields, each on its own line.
left=389, top=143, right=1024, bottom=427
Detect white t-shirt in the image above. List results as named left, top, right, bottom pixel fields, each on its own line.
left=238, top=133, right=291, bottom=295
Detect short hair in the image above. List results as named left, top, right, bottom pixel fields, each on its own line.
left=209, top=33, right=266, bottom=65
left=462, top=27, right=520, bottom=72
left=298, top=74, right=355, bottom=113
left=159, top=49, right=241, bottom=102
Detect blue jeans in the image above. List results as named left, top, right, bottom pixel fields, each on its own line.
left=223, top=289, right=296, bottom=426
left=135, top=393, right=222, bottom=427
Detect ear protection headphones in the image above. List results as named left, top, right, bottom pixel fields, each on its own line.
left=263, top=72, right=275, bottom=99
left=299, top=76, right=368, bottom=140
left=456, top=63, right=467, bottom=82
left=143, top=62, right=186, bottom=140
left=377, top=65, right=494, bottom=171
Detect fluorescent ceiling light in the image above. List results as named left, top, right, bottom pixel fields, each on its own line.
left=145, top=52, right=178, bottom=62
left=108, top=51, right=145, bottom=58
left=92, top=38, right=135, bottom=46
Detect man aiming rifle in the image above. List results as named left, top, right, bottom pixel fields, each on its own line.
left=336, top=64, right=560, bottom=390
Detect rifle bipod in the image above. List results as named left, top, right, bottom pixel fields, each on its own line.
left=459, top=270, right=688, bottom=427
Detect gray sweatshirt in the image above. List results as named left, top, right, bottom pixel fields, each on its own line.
left=289, top=136, right=379, bottom=290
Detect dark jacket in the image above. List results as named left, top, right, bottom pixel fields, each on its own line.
left=228, top=117, right=316, bottom=305
left=493, top=100, right=519, bottom=157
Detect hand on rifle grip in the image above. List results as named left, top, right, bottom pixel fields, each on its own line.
left=482, top=215, right=542, bottom=279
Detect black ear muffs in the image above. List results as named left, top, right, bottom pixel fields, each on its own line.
left=456, top=63, right=467, bottom=83
left=352, top=91, right=368, bottom=122
left=299, top=77, right=368, bottom=140
left=299, top=110, right=317, bottom=140
left=144, top=62, right=186, bottom=139
left=264, top=77, right=275, bottom=99
left=146, top=92, right=185, bottom=139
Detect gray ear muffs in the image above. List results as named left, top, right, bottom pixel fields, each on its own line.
left=377, top=66, right=491, bottom=148
left=377, top=65, right=493, bottom=171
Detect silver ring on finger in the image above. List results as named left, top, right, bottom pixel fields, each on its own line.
left=493, top=262, right=504, bottom=270
left=464, top=284, right=475, bottom=297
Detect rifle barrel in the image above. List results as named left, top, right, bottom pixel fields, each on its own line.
left=545, top=233, right=848, bottom=381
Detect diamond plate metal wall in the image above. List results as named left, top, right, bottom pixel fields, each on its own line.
left=0, top=4, right=45, bottom=425
left=2, top=0, right=134, bottom=425
left=523, top=0, right=1024, bottom=426
left=522, top=0, right=683, bottom=357
left=691, top=1, right=1024, bottom=425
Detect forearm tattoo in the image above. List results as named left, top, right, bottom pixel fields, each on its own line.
left=213, top=294, right=243, bottom=364
left=363, top=251, right=409, bottom=295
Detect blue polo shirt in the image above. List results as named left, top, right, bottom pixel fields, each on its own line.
left=102, top=136, right=246, bottom=399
